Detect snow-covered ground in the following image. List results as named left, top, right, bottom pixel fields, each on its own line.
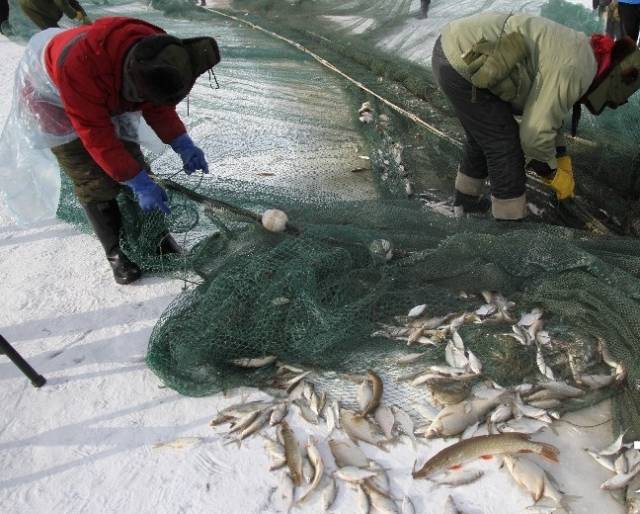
left=0, top=3, right=631, bottom=514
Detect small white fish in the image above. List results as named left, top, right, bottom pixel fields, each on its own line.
left=518, top=308, right=543, bottom=327
left=294, top=400, right=319, bottom=425
left=475, top=304, right=496, bottom=317
left=578, top=373, right=615, bottom=389
left=626, top=448, right=640, bottom=470
left=615, top=453, right=628, bottom=474
left=398, top=352, right=427, bottom=364
left=332, top=400, right=342, bottom=429
left=490, top=402, right=514, bottom=424
left=401, top=496, right=415, bottom=514
left=528, top=399, right=562, bottom=410
left=329, top=438, right=370, bottom=468
left=297, top=438, right=324, bottom=503
left=239, top=410, right=270, bottom=440
left=445, top=341, right=468, bottom=369
left=270, top=403, right=288, bottom=425
left=601, top=464, right=640, bottom=490
left=229, top=355, right=277, bottom=368
left=303, top=382, right=315, bottom=401
left=431, top=469, right=484, bottom=486
left=335, top=466, right=378, bottom=482
left=535, top=347, right=554, bottom=380
left=320, top=476, right=337, bottom=511
left=538, top=381, right=584, bottom=398
left=407, top=327, right=424, bottom=345
left=364, top=483, right=399, bottom=513
left=585, top=449, right=615, bottom=472
left=152, top=436, right=203, bottom=450
left=374, top=405, right=395, bottom=439
left=355, top=484, right=370, bottom=514
left=511, top=324, right=530, bottom=346
left=427, top=396, right=502, bottom=437
left=466, top=349, right=482, bottom=374
left=357, top=379, right=374, bottom=413
left=503, top=455, right=546, bottom=501
left=341, top=409, right=388, bottom=449
left=325, top=402, right=337, bottom=433
left=408, top=304, right=427, bottom=318
left=285, top=371, right=311, bottom=392
left=392, top=406, right=416, bottom=446
left=536, top=331, right=551, bottom=346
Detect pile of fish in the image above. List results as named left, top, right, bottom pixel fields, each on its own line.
left=585, top=432, right=640, bottom=512
left=205, top=292, right=633, bottom=512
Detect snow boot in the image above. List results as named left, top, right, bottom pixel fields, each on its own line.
left=82, top=200, right=142, bottom=285
left=453, top=190, right=491, bottom=216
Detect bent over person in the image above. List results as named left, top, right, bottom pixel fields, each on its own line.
left=16, top=16, right=219, bottom=283
left=432, top=12, right=640, bottom=220
left=19, top=0, right=91, bottom=29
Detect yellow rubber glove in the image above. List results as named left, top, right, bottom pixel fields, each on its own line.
left=74, top=11, right=91, bottom=24
left=545, top=155, right=575, bottom=200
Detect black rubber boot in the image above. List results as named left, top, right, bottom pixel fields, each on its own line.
left=453, top=190, right=491, bottom=215
left=82, top=200, right=142, bottom=285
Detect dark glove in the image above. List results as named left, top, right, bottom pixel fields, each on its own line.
left=170, top=133, right=209, bottom=174
left=124, top=170, right=171, bottom=214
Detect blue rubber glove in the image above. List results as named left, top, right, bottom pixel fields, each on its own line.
left=124, top=170, right=171, bottom=214
left=170, top=133, right=209, bottom=175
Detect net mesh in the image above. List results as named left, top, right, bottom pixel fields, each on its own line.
left=10, top=0, right=640, bottom=438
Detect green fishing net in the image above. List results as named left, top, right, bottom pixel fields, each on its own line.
left=38, top=0, right=640, bottom=438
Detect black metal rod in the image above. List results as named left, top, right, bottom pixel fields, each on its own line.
left=0, top=334, right=46, bottom=388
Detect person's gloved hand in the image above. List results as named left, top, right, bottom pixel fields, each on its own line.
left=544, top=155, right=575, bottom=200
left=124, top=170, right=171, bottom=214
left=170, top=133, right=209, bottom=175
left=74, top=11, right=91, bottom=24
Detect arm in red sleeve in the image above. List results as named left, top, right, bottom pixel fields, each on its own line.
left=141, top=103, right=186, bottom=143
left=57, top=74, right=142, bottom=182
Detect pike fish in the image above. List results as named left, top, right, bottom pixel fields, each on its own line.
left=412, top=433, right=559, bottom=479
left=280, top=421, right=303, bottom=486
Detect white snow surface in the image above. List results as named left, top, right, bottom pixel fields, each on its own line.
left=0, top=5, right=628, bottom=514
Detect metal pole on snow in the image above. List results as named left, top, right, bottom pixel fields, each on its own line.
left=0, top=334, right=46, bottom=388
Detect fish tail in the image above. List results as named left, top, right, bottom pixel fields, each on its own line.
left=539, top=442, right=560, bottom=463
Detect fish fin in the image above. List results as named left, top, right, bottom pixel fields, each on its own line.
left=539, top=443, right=560, bottom=463
left=448, top=464, right=463, bottom=470
left=518, top=449, right=534, bottom=454
left=480, top=454, right=493, bottom=460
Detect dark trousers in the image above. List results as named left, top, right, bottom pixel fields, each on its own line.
left=430, top=37, right=525, bottom=200
left=619, top=2, right=640, bottom=43
left=0, top=0, right=9, bottom=29
left=420, top=0, right=430, bottom=17
left=51, top=138, right=147, bottom=204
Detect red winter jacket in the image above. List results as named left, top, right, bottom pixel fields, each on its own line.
left=44, top=17, right=187, bottom=182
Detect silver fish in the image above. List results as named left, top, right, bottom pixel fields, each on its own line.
left=280, top=421, right=303, bottom=486
left=578, top=373, right=615, bottom=389
left=411, top=402, right=439, bottom=421
left=596, top=431, right=628, bottom=456
left=392, top=405, right=416, bottom=447
left=239, top=410, right=270, bottom=440
left=536, top=346, right=555, bottom=380
left=229, top=355, right=277, bottom=368
left=374, top=405, right=395, bottom=439
left=585, top=449, right=616, bottom=472
left=270, top=403, right=288, bottom=425
left=357, top=379, right=373, bottom=414
left=397, top=352, right=428, bottom=364
left=364, top=482, right=399, bottom=513
left=329, top=438, right=370, bottom=468
left=332, top=400, right=342, bottom=429
left=466, top=349, right=482, bottom=374
left=518, top=309, right=543, bottom=327
left=320, top=476, right=337, bottom=512
left=335, top=466, right=378, bottom=482
left=297, top=438, right=324, bottom=503
left=324, top=401, right=337, bottom=433
left=426, top=396, right=502, bottom=438
left=616, top=453, right=630, bottom=475
left=293, top=399, right=319, bottom=425
left=601, top=464, right=640, bottom=490
left=341, top=409, right=388, bottom=449
left=503, top=455, right=547, bottom=501
left=355, top=484, right=371, bottom=514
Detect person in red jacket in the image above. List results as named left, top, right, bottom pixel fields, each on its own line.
left=25, top=17, right=219, bottom=284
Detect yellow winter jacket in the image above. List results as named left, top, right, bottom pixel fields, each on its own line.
left=441, top=12, right=597, bottom=169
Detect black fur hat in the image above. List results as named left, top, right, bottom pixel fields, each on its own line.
left=123, top=34, right=221, bottom=105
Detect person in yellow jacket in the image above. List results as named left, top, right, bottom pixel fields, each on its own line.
left=432, top=12, right=640, bottom=220
left=19, top=0, right=90, bottom=30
